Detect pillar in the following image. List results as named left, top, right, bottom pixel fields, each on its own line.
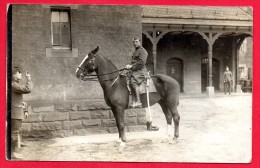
left=206, top=42, right=214, bottom=97
left=152, top=44, right=157, bottom=74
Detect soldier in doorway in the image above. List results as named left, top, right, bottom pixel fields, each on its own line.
left=224, top=66, right=232, bottom=95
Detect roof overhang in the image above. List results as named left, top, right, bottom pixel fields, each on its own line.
left=142, top=17, right=252, bottom=27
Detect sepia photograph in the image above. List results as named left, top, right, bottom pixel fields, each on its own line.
left=6, top=4, right=253, bottom=163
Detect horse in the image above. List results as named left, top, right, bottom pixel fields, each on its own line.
left=75, top=46, right=180, bottom=148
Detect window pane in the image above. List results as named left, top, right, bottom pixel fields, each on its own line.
left=61, top=35, right=71, bottom=47
left=53, top=35, right=60, bottom=45
left=52, top=22, right=60, bottom=34
left=52, top=11, right=60, bottom=22
left=60, top=12, right=69, bottom=22
left=60, top=22, right=70, bottom=35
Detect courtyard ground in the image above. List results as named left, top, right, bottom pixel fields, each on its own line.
left=17, top=93, right=252, bottom=163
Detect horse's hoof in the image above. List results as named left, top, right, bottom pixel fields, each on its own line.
left=118, top=142, right=126, bottom=153
left=172, top=137, right=178, bottom=144
left=161, top=138, right=169, bottom=143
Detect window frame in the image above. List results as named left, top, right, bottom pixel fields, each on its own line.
left=51, top=7, right=72, bottom=50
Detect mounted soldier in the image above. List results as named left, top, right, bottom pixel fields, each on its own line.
left=125, top=37, right=148, bottom=108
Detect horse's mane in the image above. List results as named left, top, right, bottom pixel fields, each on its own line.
left=99, top=52, right=118, bottom=71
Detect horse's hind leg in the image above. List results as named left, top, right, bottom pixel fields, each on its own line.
left=158, top=100, right=173, bottom=138
left=168, top=103, right=180, bottom=140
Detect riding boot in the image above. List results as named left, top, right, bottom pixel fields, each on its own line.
left=133, top=85, right=142, bottom=108
left=130, top=83, right=142, bottom=108
left=11, top=138, right=23, bottom=160
left=146, top=121, right=159, bottom=131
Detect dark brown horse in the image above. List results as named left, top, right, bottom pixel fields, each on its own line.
left=76, top=46, right=180, bottom=148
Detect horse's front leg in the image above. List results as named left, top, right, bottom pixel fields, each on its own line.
left=112, top=106, right=126, bottom=151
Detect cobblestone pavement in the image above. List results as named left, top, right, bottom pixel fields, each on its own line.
left=18, top=93, right=252, bottom=163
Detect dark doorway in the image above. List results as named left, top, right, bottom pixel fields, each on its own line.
left=167, top=58, right=184, bottom=92
left=201, top=58, right=220, bottom=91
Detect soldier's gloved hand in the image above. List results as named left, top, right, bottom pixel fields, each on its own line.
left=125, top=64, right=132, bottom=70
left=22, top=102, right=27, bottom=109
left=24, top=111, right=29, bottom=119
left=26, top=71, right=31, bottom=80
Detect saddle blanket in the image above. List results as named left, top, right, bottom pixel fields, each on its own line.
left=139, top=78, right=157, bottom=94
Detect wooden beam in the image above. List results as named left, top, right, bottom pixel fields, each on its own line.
left=142, top=17, right=253, bottom=27
left=142, top=25, right=252, bottom=35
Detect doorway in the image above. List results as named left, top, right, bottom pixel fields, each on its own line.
left=167, top=58, right=184, bottom=92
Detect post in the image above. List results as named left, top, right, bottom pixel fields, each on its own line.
left=206, top=41, right=215, bottom=97
left=208, top=43, right=213, bottom=87
left=146, top=72, right=152, bottom=122
left=232, top=38, right=239, bottom=93
left=152, top=31, right=157, bottom=74
left=152, top=44, right=157, bottom=74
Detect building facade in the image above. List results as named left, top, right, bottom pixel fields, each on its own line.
left=141, top=6, right=253, bottom=95
left=10, top=5, right=253, bottom=101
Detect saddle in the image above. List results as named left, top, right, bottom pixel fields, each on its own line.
left=139, top=75, right=157, bottom=94
left=123, top=71, right=157, bottom=95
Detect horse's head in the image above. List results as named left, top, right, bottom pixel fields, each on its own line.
left=76, top=46, right=99, bottom=79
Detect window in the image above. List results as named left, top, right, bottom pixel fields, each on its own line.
left=51, top=8, right=71, bottom=49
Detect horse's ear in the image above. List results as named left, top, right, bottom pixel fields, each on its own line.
left=91, top=46, right=99, bottom=55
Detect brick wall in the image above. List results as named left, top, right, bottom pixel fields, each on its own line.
left=11, top=5, right=146, bottom=138
left=22, top=100, right=147, bottom=138
left=12, top=5, right=142, bottom=102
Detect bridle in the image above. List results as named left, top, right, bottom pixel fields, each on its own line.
left=77, top=51, right=126, bottom=81
left=77, top=51, right=97, bottom=76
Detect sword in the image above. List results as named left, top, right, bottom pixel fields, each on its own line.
left=146, top=71, right=152, bottom=122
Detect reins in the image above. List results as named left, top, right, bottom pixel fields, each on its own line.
left=78, top=67, right=126, bottom=77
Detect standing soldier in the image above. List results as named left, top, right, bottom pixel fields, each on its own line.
left=224, top=66, right=232, bottom=95
left=11, top=67, right=33, bottom=159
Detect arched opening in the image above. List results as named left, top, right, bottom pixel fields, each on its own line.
left=201, top=58, right=220, bottom=91
left=142, top=33, right=154, bottom=74
left=238, top=37, right=253, bottom=92
left=167, top=58, right=184, bottom=92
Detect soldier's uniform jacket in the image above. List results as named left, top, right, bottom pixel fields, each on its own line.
left=130, top=46, right=148, bottom=84
left=224, top=70, right=232, bottom=82
left=11, top=78, right=33, bottom=119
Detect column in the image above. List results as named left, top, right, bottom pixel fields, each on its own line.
left=198, top=32, right=223, bottom=97
left=152, top=44, right=157, bottom=74
left=152, top=31, right=157, bottom=74
left=232, top=38, right=241, bottom=93
left=208, top=43, right=213, bottom=87
left=206, top=42, right=215, bottom=97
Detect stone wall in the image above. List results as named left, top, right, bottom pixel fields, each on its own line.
left=21, top=100, right=147, bottom=138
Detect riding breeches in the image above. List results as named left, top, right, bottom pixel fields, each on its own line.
left=11, top=119, right=22, bottom=152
